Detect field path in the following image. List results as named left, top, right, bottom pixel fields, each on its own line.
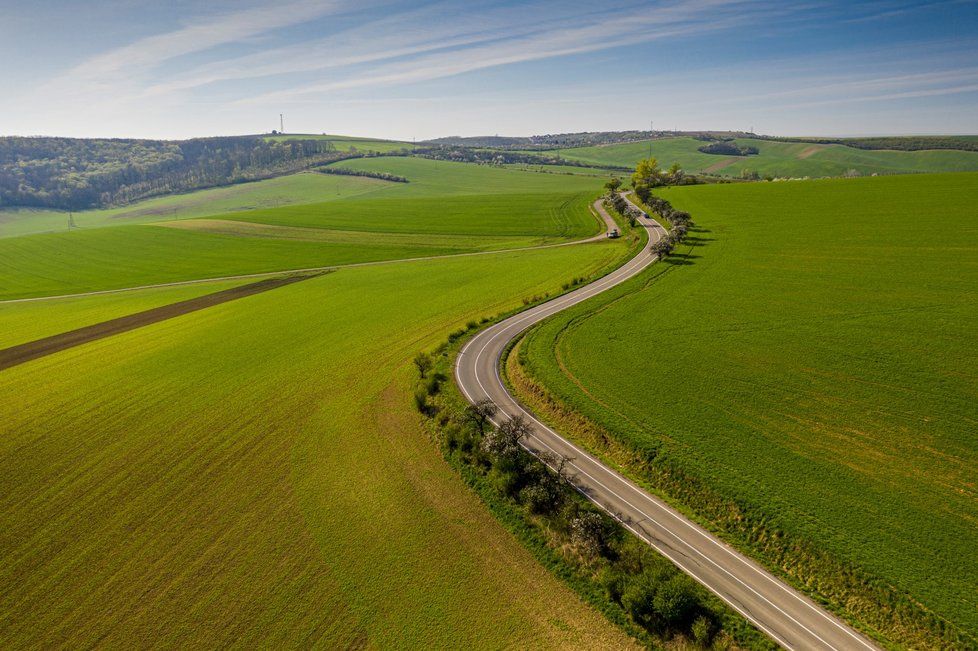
left=0, top=274, right=318, bottom=371
left=455, top=195, right=882, bottom=651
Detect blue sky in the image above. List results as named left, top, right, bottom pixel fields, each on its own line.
left=2, top=0, right=976, bottom=139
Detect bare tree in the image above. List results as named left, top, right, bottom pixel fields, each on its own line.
left=466, top=398, right=497, bottom=435
left=482, top=414, right=532, bottom=459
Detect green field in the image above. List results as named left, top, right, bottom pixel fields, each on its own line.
left=263, top=133, right=412, bottom=152
left=0, top=159, right=604, bottom=300
left=555, top=136, right=978, bottom=177
left=0, top=238, right=640, bottom=648
left=516, top=173, right=978, bottom=646
left=0, top=172, right=389, bottom=238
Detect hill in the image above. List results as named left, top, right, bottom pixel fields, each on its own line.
left=554, top=136, right=978, bottom=177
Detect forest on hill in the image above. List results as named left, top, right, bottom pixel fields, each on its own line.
left=0, top=136, right=350, bottom=211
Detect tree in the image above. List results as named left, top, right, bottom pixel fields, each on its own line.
left=623, top=207, right=638, bottom=227
left=631, top=157, right=664, bottom=203
left=669, top=223, right=688, bottom=244
left=570, top=511, right=609, bottom=560
left=666, top=162, right=684, bottom=185
left=669, top=210, right=691, bottom=226
left=466, top=398, right=497, bottom=435
left=481, top=414, right=531, bottom=459
left=651, top=239, right=673, bottom=258
left=604, top=177, right=622, bottom=192
left=631, top=157, right=662, bottom=187
left=413, top=351, right=433, bottom=378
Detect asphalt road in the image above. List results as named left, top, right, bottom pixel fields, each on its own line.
left=455, top=195, right=881, bottom=651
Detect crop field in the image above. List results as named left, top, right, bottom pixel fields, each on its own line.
left=0, top=239, right=635, bottom=648
left=516, top=173, right=978, bottom=645
left=555, top=136, right=978, bottom=177
left=0, top=158, right=603, bottom=300
left=0, top=173, right=389, bottom=238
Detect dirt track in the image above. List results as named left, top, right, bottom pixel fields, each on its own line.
left=0, top=273, right=319, bottom=372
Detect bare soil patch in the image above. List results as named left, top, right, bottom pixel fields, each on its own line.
left=703, top=157, right=740, bottom=173
left=797, top=145, right=827, bottom=159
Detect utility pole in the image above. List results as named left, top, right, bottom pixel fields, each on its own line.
left=280, top=113, right=284, bottom=134
left=649, top=120, right=653, bottom=159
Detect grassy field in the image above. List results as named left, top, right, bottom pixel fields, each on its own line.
left=263, top=133, right=412, bottom=152
left=0, top=173, right=389, bottom=238
left=555, top=136, right=978, bottom=177
left=516, top=173, right=978, bottom=647
left=0, top=159, right=604, bottom=300
left=0, top=239, right=637, bottom=648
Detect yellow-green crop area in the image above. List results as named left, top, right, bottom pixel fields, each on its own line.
left=0, top=158, right=603, bottom=300
left=0, top=156, right=639, bottom=644
left=517, top=173, right=978, bottom=646
left=555, top=137, right=978, bottom=177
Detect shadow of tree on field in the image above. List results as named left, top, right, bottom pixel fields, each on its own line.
left=663, top=252, right=699, bottom=266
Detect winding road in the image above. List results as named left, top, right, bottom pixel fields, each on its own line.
left=455, top=195, right=881, bottom=651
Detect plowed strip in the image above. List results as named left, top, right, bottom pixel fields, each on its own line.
left=0, top=273, right=320, bottom=371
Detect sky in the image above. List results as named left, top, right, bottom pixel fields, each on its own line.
left=1, top=0, right=977, bottom=140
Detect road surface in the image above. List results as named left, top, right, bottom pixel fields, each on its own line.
left=455, top=195, right=881, bottom=651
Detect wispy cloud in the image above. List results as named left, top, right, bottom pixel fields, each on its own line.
left=30, top=0, right=362, bottom=101
left=239, top=0, right=771, bottom=103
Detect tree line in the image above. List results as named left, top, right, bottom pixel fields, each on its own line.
left=0, top=136, right=359, bottom=210
left=413, top=145, right=631, bottom=171
left=601, top=160, right=695, bottom=259
left=316, top=166, right=409, bottom=183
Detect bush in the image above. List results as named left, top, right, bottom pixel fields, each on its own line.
left=413, top=351, right=433, bottom=378
left=692, top=614, right=715, bottom=647
left=413, top=387, right=431, bottom=415
left=654, top=575, right=698, bottom=628
left=570, top=511, right=610, bottom=560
